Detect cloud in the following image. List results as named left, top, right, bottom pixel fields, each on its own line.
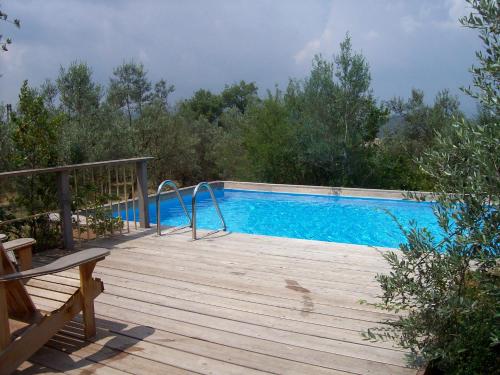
left=294, top=39, right=321, bottom=64
left=447, top=0, right=469, bottom=22
left=438, top=0, right=470, bottom=28
left=400, top=15, right=422, bottom=34
left=0, top=0, right=480, bottom=114
left=365, top=30, right=380, bottom=41
left=293, top=4, right=336, bottom=65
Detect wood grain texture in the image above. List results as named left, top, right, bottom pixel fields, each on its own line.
left=15, top=229, right=417, bottom=375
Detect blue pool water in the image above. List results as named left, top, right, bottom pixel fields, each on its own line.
left=118, top=188, right=443, bottom=248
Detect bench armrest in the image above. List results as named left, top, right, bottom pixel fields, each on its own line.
left=3, top=238, right=36, bottom=253
left=0, top=248, right=109, bottom=282
left=3, top=238, right=36, bottom=271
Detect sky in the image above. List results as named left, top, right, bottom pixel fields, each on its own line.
left=0, top=0, right=480, bottom=114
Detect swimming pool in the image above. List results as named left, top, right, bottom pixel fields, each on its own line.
left=118, top=188, right=442, bottom=248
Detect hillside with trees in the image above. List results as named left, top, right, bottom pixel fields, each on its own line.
left=0, top=33, right=466, bottom=192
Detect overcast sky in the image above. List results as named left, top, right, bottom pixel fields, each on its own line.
left=0, top=0, right=480, bottom=114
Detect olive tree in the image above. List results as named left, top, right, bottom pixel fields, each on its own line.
left=364, top=1, right=500, bottom=373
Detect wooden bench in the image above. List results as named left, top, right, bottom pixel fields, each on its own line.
left=0, top=242, right=109, bottom=375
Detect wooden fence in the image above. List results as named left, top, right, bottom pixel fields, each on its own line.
left=0, top=157, right=153, bottom=250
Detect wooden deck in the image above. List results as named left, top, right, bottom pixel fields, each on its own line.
left=18, top=229, right=418, bottom=375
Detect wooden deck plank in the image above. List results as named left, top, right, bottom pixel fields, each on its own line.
left=30, top=290, right=410, bottom=374
left=102, top=236, right=390, bottom=283
left=17, top=229, right=416, bottom=375
left=48, top=271, right=401, bottom=354
left=122, top=233, right=393, bottom=263
left=116, top=236, right=392, bottom=273
left=25, top=346, right=133, bottom=375
left=47, top=327, right=193, bottom=375
left=65, top=319, right=345, bottom=375
left=93, top=292, right=407, bottom=366
left=49, top=325, right=267, bottom=375
left=15, top=361, right=63, bottom=374
left=60, top=270, right=398, bottom=329
left=26, top=297, right=354, bottom=374
left=90, top=266, right=396, bottom=319
left=95, top=257, right=382, bottom=308
left=139, top=233, right=394, bottom=269
left=88, top=301, right=415, bottom=375
left=39, top=268, right=395, bottom=323
left=31, top=297, right=360, bottom=375
left=101, top=245, right=385, bottom=289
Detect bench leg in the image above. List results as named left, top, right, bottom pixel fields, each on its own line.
left=79, top=261, right=98, bottom=339
left=0, top=283, right=9, bottom=351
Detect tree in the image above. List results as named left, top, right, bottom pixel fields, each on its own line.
left=56, top=62, right=103, bottom=163
left=374, top=89, right=461, bottom=190
left=244, top=90, right=301, bottom=183
left=335, top=33, right=372, bottom=148
left=152, top=79, right=175, bottom=110
left=0, top=4, right=20, bottom=52
left=57, top=62, right=101, bottom=118
left=282, top=34, right=385, bottom=187
left=9, top=81, right=63, bottom=250
left=142, top=108, right=200, bottom=186
left=180, top=89, right=223, bottom=123
left=11, top=81, right=61, bottom=172
left=108, top=61, right=152, bottom=127
left=209, top=108, right=250, bottom=179
left=0, top=104, right=14, bottom=172
left=365, top=1, right=500, bottom=373
left=40, top=79, right=58, bottom=112
left=221, top=81, right=258, bottom=114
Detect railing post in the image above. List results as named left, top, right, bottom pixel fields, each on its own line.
left=136, top=160, right=150, bottom=228
left=56, top=171, right=74, bottom=250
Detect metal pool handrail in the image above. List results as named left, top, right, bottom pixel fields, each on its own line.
left=156, top=180, right=192, bottom=235
left=192, top=182, right=227, bottom=240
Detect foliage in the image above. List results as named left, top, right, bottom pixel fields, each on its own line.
left=0, top=104, right=15, bottom=172
left=276, top=35, right=389, bottom=187
left=365, top=1, right=500, bottom=373
left=108, top=61, right=152, bottom=127
left=139, top=102, right=200, bottom=186
left=56, top=62, right=103, bottom=163
left=72, top=181, right=123, bottom=236
left=0, top=4, right=20, bottom=52
left=180, top=81, right=258, bottom=125
left=221, top=81, right=259, bottom=114
left=7, top=81, right=63, bottom=251
left=461, top=0, right=499, bottom=114
left=10, top=81, right=62, bottom=211
left=209, top=108, right=250, bottom=180
left=11, top=82, right=61, bottom=169
left=373, top=89, right=462, bottom=190
left=244, top=89, right=302, bottom=183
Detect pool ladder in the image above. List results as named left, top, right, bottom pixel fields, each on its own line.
left=192, top=182, right=227, bottom=240
left=155, top=180, right=226, bottom=240
left=156, top=180, right=192, bottom=235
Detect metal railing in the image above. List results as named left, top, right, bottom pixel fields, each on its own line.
left=0, top=157, right=153, bottom=250
left=191, top=182, right=226, bottom=240
left=156, top=180, right=192, bottom=236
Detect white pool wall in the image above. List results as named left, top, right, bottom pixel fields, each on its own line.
left=221, top=181, right=433, bottom=201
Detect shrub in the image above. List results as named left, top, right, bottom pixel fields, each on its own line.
left=364, top=1, right=500, bottom=373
